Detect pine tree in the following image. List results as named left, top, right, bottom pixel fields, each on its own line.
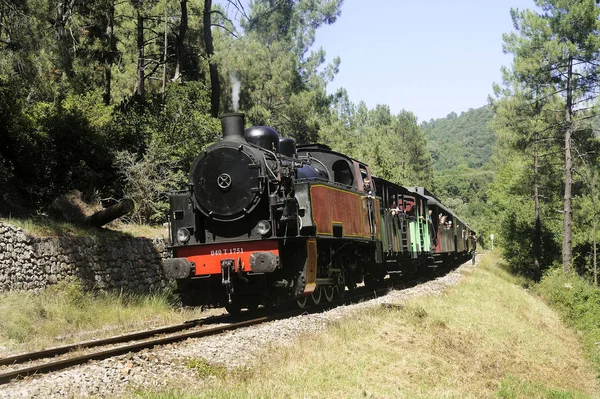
left=501, top=0, right=600, bottom=272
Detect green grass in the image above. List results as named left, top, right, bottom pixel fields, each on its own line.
left=122, top=252, right=599, bottom=399
left=186, top=358, right=227, bottom=379
left=497, top=376, right=587, bottom=399
left=0, top=281, right=207, bottom=354
left=533, top=268, right=600, bottom=378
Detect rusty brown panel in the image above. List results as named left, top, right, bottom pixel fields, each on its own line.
left=304, top=238, right=317, bottom=294
left=361, top=196, right=370, bottom=237
left=310, top=185, right=363, bottom=237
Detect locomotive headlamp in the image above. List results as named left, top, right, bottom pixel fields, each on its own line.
left=177, top=227, right=191, bottom=243
left=257, top=220, right=271, bottom=236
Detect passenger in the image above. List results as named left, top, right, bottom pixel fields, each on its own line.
left=398, top=204, right=405, bottom=230
left=391, top=201, right=400, bottom=216
left=420, top=209, right=433, bottom=222
left=363, top=178, right=372, bottom=195
left=471, top=232, right=477, bottom=265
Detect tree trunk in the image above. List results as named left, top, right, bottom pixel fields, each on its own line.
left=203, top=0, right=220, bottom=117
left=0, top=4, right=4, bottom=44
left=533, top=131, right=541, bottom=280
left=103, top=0, right=115, bottom=105
left=563, top=56, right=574, bottom=273
left=162, top=4, right=168, bottom=95
left=55, top=0, right=75, bottom=78
left=173, top=0, right=188, bottom=82
left=134, top=7, right=145, bottom=96
left=593, top=172, right=598, bottom=286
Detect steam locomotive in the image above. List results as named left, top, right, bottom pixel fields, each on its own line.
left=163, top=113, right=475, bottom=313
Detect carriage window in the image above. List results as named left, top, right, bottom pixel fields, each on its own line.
left=332, top=160, right=354, bottom=186
left=358, top=164, right=374, bottom=193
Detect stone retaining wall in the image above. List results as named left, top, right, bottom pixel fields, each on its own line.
left=0, top=222, right=170, bottom=293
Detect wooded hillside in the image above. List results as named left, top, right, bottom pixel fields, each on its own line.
left=417, top=107, right=496, bottom=248
left=421, top=106, right=496, bottom=172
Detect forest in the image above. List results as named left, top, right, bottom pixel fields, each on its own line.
left=1, top=0, right=600, bottom=284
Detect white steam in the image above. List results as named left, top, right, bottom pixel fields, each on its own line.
left=230, top=72, right=241, bottom=112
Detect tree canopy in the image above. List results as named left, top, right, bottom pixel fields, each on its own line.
left=0, top=0, right=343, bottom=219
left=491, top=0, right=600, bottom=280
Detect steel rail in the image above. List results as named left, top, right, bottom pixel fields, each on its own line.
left=0, top=313, right=230, bottom=367
left=0, top=315, right=268, bottom=385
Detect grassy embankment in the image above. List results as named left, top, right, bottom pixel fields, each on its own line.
left=127, top=252, right=599, bottom=399
left=534, top=268, right=600, bottom=379
left=0, top=217, right=177, bottom=353
left=0, top=282, right=208, bottom=354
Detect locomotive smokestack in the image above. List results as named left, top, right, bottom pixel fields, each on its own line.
left=220, top=113, right=246, bottom=142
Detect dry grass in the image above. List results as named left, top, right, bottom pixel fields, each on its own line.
left=131, top=252, right=599, bottom=399
left=0, top=282, right=213, bottom=355
left=1, top=217, right=167, bottom=239
left=106, top=220, right=169, bottom=239
left=1, top=217, right=103, bottom=238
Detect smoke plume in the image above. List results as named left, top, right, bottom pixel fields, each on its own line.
left=230, top=72, right=241, bottom=112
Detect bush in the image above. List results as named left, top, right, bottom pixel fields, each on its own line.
left=0, top=89, right=115, bottom=213
left=110, top=83, right=220, bottom=224
left=114, top=143, right=186, bottom=224
left=1, top=80, right=219, bottom=218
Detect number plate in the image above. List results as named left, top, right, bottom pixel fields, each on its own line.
left=210, top=247, right=244, bottom=256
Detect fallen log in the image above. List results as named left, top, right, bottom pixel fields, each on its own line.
left=85, top=199, right=134, bottom=227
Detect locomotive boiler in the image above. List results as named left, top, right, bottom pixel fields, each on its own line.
left=164, top=113, right=475, bottom=313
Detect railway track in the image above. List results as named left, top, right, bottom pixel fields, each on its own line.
left=0, top=262, right=459, bottom=386
left=0, top=314, right=229, bottom=368
left=0, top=313, right=263, bottom=385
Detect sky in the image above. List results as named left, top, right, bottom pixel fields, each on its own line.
left=311, top=0, right=535, bottom=123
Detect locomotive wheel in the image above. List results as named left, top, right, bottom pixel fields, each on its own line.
left=225, top=302, right=242, bottom=316
left=311, top=286, right=322, bottom=305
left=336, top=272, right=346, bottom=298
left=246, top=301, right=259, bottom=311
left=390, top=273, right=402, bottom=286
left=296, top=296, right=309, bottom=309
left=323, top=285, right=335, bottom=302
